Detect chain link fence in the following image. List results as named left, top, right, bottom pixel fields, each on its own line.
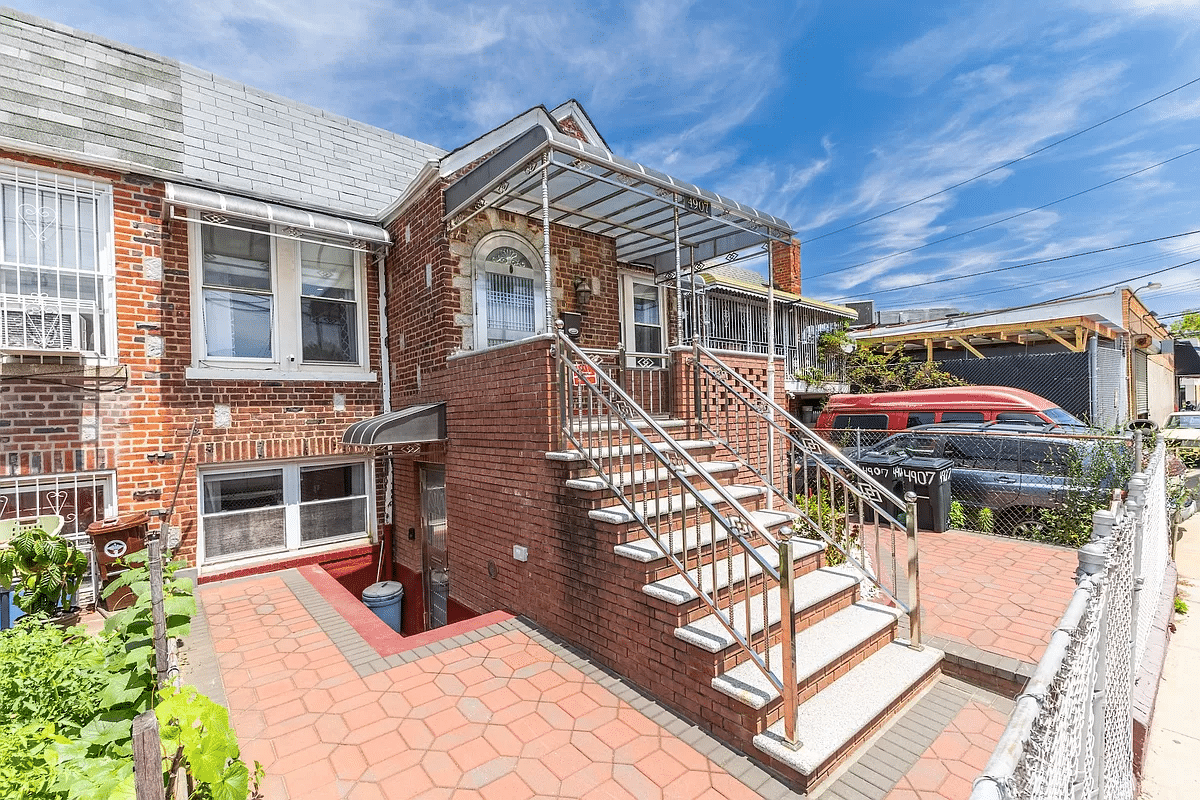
left=970, top=441, right=1170, bottom=800
left=811, top=425, right=1134, bottom=547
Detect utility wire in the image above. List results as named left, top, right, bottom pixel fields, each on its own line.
left=812, top=145, right=1200, bottom=279
left=831, top=228, right=1200, bottom=301
left=802, top=75, right=1200, bottom=245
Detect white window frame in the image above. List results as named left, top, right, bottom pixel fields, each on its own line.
left=473, top=232, right=545, bottom=350
left=197, top=457, right=374, bottom=567
left=186, top=213, right=374, bottom=381
left=621, top=272, right=667, bottom=366
left=0, top=162, right=116, bottom=360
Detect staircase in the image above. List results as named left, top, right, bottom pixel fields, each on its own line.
left=549, top=334, right=943, bottom=794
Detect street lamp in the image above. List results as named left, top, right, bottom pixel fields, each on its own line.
left=1132, top=280, right=1162, bottom=298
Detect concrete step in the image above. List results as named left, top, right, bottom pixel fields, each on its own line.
left=752, top=641, right=943, bottom=781
left=614, top=508, right=795, bottom=564
left=711, top=601, right=903, bottom=710
left=588, top=484, right=765, bottom=526
left=565, top=460, right=741, bottom=494
left=675, top=565, right=862, bottom=654
left=568, top=417, right=688, bottom=438
left=642, top=539, right=825, bottom=606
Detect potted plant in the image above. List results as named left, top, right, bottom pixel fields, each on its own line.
left=0, top=523, right=88, bottom=626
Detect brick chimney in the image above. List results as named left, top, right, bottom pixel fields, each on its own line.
left=771, top=238, right=801, bottom=295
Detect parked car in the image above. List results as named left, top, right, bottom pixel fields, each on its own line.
left=839, top=422, right=1131, bottom=537
left=1161, top=411, right=1200, bottom=466
left=815, top=386, right=1088, bottom=448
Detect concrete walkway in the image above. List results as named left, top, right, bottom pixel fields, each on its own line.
left=1140, top=516, right=1200, bottom=799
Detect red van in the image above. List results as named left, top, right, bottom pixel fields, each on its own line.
left=814, top=386, right=1086, bottom=446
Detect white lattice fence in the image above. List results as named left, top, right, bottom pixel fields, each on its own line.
left=971, top=441, right=1169, bottom=800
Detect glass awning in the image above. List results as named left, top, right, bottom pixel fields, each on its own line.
left=443, top=125, right=794, bottom=276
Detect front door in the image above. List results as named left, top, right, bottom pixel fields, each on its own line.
left=420, top=465, right=448, bottom=630
left=620, top=274, right=670, bottom=415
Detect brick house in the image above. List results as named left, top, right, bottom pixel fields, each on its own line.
left=2, top=9, right=939, bottom=791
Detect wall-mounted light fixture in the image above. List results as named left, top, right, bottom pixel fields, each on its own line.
left=574, top=277, right=593, bottom=308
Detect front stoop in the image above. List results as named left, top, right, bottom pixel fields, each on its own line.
left=550, top=417, right=944, bottom=795
left=753, top=641, right=943, bottom=791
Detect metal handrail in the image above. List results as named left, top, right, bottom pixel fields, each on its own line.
left=555, top=329, right=805, bottom=744
left=690, top=342, right=922, bottom=645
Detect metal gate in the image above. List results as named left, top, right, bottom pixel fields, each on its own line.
left=420, top=465, right=448, bottom=630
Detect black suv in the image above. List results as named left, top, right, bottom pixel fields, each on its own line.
left=847, top=422, right=1131, bottom=536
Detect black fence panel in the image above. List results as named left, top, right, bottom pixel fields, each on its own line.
left=937, top=351, right=1092, bottom=423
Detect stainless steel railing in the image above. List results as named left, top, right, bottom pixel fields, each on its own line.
left=556, top=329, right=808, bottom=747
left=690, top=342, right=922, bottom=647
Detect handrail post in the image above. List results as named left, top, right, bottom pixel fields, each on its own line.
left=692, top=340, right=702, bottom=436
left=905, top=491, right=923, bottom=650
left=779, top=537, right=801, bottom=750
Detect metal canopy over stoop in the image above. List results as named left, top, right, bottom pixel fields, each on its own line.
left=342, top=402, right=447, bottom=447
left=443, top=125, right=794, bottom=277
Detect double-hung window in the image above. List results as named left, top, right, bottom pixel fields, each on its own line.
left=199, top=460, right=370, bottom=564
left=0, top=165, right=114, bottom=356
left=190, top=216, right=368, bottom=377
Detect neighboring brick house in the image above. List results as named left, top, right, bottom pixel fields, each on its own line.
left=3, top=12, right=942, bottom=790
left=0, top=7, right=847, bottom=611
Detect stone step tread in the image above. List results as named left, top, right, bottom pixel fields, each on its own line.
left=588, top=484, right=765, bottom=525
left=545, top=439, right=715, bottom=463
left=711, top=601, right=903, bottom=710
left=614, top=509, right=797, bottom=564
left=675, top=565, right=862, bottom=653
left=566, top=461, right=740, bottom=493
left=642, top=540, right=825, bottom=606
left=752, top=641, right=943, bottom=777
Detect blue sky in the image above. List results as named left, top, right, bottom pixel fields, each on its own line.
left=18, top=0, right=1200, bottom=321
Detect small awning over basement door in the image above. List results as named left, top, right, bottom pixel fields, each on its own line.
left=341, top=403, right=446, bottom=447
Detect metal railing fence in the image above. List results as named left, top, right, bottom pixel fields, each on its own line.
left=971, top=441, right=1169, bottom=800
left=578, top=345, right=672, bottom=417
left=556, top=329, right=805, bottom=744
left=689, top=343, right=922, bottom=643
left=813, top=424, right=1135, bottom=548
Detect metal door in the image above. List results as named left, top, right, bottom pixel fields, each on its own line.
left=420, top=465, right=448, bottom=630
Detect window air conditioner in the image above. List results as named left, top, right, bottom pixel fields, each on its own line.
left=2, top=309, right=83, bottom=351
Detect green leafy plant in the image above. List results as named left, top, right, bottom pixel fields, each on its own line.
left=949, top=500, right=966, bottom=529
left=1176, top=596, right=1189, bottom=615
left=817, top=326, right=854, bottom=360
left=1036, top=437, right=1133, bottom=548
left=976, top=507, right=995, bottom=534
left=0, top=548, right=259, bottom=800
left=157, top=686, right=263, bottom=800
left=0, top=526, right=89, bottom=615
left=792, top=490, right=852, bottom=566
left=843, top=345, right=968, bottom=394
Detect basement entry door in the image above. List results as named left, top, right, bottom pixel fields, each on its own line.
left=421, top=465, right=449, bottom=630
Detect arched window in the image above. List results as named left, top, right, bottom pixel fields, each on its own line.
left=473, top=234, right=544, bottom=349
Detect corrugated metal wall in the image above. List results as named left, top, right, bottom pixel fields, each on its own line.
left=937, top=350, right=1091, bottom=421
left=1133, top=349, right=1149, bottom=417
left=1091, top=343, right=1127, bottom=429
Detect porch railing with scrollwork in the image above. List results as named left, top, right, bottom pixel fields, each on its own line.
left=557, top=329, right=808, bottom=747
left=579, top=345, right=672, bottom=417
left=690, top=342, right=921, bottom=645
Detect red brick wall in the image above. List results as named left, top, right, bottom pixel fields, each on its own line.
left=771, top=238, right=802, bottom=295
left=0, top=150, right=386, bottom=566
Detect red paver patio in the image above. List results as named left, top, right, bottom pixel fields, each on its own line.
left=201, top=575, right=768, bottom=799
left=917, top=529, right=1078, bottom=663
left=886, top=701, right=1009, bottom=800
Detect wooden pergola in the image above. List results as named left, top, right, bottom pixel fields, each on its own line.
left=856, top=314, right=1126, bottom=362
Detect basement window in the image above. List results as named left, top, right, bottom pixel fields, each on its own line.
left=199, top=460, right=370, bottom=564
